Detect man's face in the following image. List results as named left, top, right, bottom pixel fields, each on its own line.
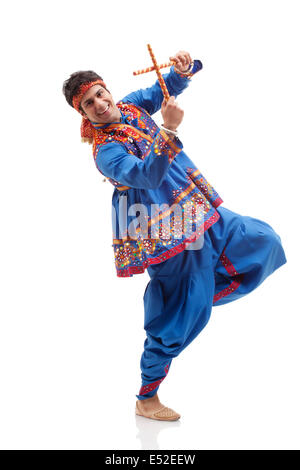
left=80, top=84, right=121, bottom=124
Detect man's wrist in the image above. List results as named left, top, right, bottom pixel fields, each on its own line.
left=160, top=124, right=178, bottom=141
left=174, top=60, right=194, bottom=75
left=162, top=123, right=177, bottom=132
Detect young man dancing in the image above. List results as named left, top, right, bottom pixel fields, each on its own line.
left=63, top=50, right=286, bottom=421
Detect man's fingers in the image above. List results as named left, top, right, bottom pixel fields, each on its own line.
left=177, top=51, right=188, bottom=65
left=163, top=96, right=183, bottom=112
left=170, top=51, right=192, bottom=69
left=169, top=56, right=179, bottom=64
left=168, top=95, right=175, bottom=102
left=180, top=52, right=191, bottom=66
left=170, top=54, right=186, bottom=66
left=178, top=55, right=186, bottom=66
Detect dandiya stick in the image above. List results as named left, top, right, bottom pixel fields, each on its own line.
left=133, top=61, right=175, bottom=76
left=147, top=44, right=170, bottom=101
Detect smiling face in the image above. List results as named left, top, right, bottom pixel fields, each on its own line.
left=80, top=84, right=121, bottom=124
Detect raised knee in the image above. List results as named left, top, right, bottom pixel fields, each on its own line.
left=258, top=225, right=281, bottom=247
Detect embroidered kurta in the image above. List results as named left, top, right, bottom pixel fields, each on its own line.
left=92, top=60, right=224, bottom=277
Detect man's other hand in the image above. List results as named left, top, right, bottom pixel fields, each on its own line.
left=161, top=96, right=184, bottom=131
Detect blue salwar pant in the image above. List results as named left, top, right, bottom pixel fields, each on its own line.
left=136, top=206, right=287, bottom=400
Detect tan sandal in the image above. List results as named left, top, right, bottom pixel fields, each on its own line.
left=135, top=400, right=181, bottom=421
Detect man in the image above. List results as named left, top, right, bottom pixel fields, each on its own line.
left=63, top=51, right=286, bottom=421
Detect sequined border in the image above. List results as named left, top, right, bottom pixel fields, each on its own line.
left=213, top=249, right=244, bottom=303
left=138, top=364, right=170, bottom=396
left=116, top=210, right=220, bottom=277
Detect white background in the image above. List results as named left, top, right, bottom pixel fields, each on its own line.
left=0, top=0, right=298, bottom=450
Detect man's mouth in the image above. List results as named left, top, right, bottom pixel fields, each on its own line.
left=97, top=104, right=110, bottom=116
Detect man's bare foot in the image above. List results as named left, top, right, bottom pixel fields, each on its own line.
left=136, top=394, right=181, bottom=421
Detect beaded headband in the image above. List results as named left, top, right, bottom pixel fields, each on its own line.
left=72, top=79, right=107, bottom=113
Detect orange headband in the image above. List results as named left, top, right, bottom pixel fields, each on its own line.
left=72, top=79, right=107, bottom=113
left=72, top=79, right=107, bottom=144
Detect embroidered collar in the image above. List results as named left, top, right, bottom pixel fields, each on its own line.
left=91, top=102, right=155, bottom=157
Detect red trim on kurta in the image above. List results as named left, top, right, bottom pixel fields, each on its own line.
left=116, top=210, right=221, bottom=277
left=213, top=197, right=223, bottom=208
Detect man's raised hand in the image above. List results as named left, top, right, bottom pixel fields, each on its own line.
left=169, top=51, right=193, bottom=73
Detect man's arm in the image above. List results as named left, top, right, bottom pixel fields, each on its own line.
left=121, top=55, right=203, bottom=115
left=95, top=131, right=183, bottom=190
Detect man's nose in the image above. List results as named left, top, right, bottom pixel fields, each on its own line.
left=95, top=97, right=105, bottom=110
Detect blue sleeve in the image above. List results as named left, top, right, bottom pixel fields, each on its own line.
left=120, top=60, right=203, bottom=115
left=95, top=131, right=183, bottom=190
left=176, top=151, right=199, bottom=172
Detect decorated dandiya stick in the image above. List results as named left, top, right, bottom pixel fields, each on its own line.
left=133, top=61, right=175, bottom=76
left=146, top=44, right=170, bottom=101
